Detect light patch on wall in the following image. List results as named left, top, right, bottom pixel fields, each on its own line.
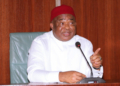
left=56, top=0, right=61, bottom=6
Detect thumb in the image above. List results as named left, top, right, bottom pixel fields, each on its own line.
left=93, top=48, right=101, bottom=56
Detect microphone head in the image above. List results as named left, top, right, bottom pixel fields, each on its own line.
left=75, top=42, right=81, bottom=48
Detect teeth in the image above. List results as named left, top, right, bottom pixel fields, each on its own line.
left=64, top=32, right=70, bottom=36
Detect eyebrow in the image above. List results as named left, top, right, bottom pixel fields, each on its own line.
left=58, top=18, right=75, bottom=21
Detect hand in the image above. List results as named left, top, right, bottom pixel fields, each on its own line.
left=59, top=71, right=86, bottom=83
left=90, top=48, right=102, bottom=69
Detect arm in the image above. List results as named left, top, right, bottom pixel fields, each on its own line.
left=90, top=48, right=103, bottom=77
left=27, top=39, right=59, bottom=82
left=83, top=40, right=103, bottom=78
left=59, top=71, right=86, bottom=83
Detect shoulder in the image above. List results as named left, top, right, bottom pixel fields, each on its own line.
left=74, top=35, right=93, bottom=56
left=74, top=35, right=93, bottom=49
left=33, top=31, right=52, bottom=43
left=29, top=31, right=52, bottom=52
left=75, top=35, right=92, bottom=44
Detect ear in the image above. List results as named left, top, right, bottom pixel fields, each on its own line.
left=50, top=23, right=53, bottom=30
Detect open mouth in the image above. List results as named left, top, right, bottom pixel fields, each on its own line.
left=63, top=32, right=70, bottom=36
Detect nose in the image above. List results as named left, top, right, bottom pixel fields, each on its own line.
left=65, top=23, right=70, bottom=30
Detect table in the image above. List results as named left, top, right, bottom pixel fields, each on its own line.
left=2, top=80, right=120, bottom=86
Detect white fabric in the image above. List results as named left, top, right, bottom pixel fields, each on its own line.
left=27, top=31, right=103, bottom=82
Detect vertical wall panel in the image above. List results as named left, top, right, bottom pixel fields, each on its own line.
left=104, top=0, right=114, bottom=79
left=0, top=0, right=10, bottom=83
left=61, top=0, right=120, bottom=80
left=0, top=0, right=2, bottom=83
left=0, top=0, right=55, bottom=84
left=110, top=0, right=120, bottom=79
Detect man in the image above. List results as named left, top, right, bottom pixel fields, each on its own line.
left=27, top=5, right=103, bottom=83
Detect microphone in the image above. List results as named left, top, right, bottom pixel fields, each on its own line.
left=75, top=42, right=93, bottom=77
left=75, top=41, right=105, bottom=83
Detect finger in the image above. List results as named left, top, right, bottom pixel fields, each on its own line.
left=91, top=61, right=102, bottom=68
left=75, top=74, right=86, bottom=81
left=91, top=55, right=101, bottom=61
left=93, top=61, right=101, bottom=65
left=76, top=72, right=86, bottom=77
left=77, top=73, right=86, bottom=79
left=94, top=57, right=102, bottom=62
left=93, top=61, right=102, bottom=66
left=76, top=76, right=83, bottom=81
left=91, top=58, right=102, bottom=64
left=93, top=48, right=101, bottom=56
left=81, top=74, right=86, bottom=78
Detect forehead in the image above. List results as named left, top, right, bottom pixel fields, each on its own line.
left=55, top=14, right=76, bottom=21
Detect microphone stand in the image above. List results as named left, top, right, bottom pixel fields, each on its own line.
left=75, top=42, right=106, bottom=83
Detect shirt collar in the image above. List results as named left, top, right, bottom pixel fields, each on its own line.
left=50, top=30, right=76, bottom=46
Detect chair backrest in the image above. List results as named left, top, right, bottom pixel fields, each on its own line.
left=10, top=32, right=45, bottom=84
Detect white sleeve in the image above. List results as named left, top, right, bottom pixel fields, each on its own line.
left=84, top=40, right=103, bottom=78
left=92, top=66, right=103, bottom=78
left=27, top=39, right=60, bottom=82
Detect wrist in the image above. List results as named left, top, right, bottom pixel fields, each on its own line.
left=93, top=65, right=102, bottom=70
left=59, top=72, right=65, bottom=82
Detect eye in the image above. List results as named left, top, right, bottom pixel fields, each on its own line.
left=70, top=22, right=75, bottom=25
left=60, top=22, right=64, bottom=25
left=70, top=22, right=73, bottom=24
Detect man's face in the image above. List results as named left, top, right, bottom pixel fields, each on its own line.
left=50, top=14, right=76, bottom=41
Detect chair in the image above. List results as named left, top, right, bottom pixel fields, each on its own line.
left=10, top=32, right=45, bottom=84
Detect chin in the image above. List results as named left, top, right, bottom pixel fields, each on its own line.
left=61, top=38, right=72, bottom=41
